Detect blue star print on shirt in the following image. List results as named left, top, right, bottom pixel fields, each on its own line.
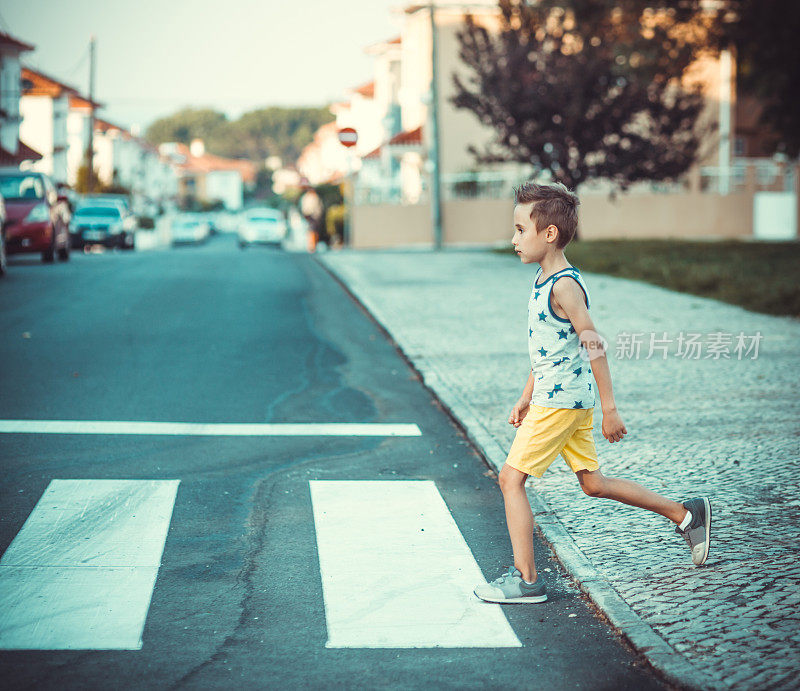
left=534, top=290, right=541, bottom=299
left=573, top=401, right=583, bottom=408
left=538, top=347, right=547, bottom=356
left=547, top=383, right=563, bottom=398
left=529, top=327, right=533, bottom=338
left=557, top=329, right=569, bottom=339
left=573, top=366, right=582, bottom=376
left=538, top=311, right=547, bottom=321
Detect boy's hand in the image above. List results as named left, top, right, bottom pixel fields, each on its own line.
left=602, top=408, right=627, bottom=443
left=509, top=397, right=531, bottom=428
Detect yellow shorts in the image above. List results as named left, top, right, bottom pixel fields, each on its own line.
left=505, top=404, right=600, bottom=478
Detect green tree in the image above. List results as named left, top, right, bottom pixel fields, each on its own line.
left=452, top=0, right=719, bottom=191
left=145, top=108, right=228, bottom=147
left=145, top=106, right=333, bottom=166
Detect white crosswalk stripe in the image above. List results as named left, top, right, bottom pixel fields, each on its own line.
left=0, top=480, right=179, bottom=650
left=0, top=420, right=421, bottom=437
left=310, top=480, right=521, bottom=648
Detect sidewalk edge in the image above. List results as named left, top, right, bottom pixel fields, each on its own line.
left=317, top=255, right=717, bottom=691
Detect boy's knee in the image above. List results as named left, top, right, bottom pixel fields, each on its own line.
left=499, top=464, right=527, bottom=490
left=582, top=483, right=605, bottom=498
left=579, top=474, right=606, bottom=497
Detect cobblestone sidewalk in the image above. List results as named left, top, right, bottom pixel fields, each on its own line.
left=319, top=249, right=800, bottom=691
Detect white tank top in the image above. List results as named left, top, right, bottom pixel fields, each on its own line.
left=527, top=265, right=596, bottom=409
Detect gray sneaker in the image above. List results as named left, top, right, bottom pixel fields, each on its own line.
left=474, top=566, right=547, bottom=603
left=675, top=496, right=712, bottom=565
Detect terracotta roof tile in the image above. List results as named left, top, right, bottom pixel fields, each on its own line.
left=388, top=126, right=422, bottom=146
left=352, top=81, right=375, bottom=98
left=0, top=31, right=34, bottom=53
left=170, top=142, right=257, bottom=184
left=0, top=140, right=42, bottom=165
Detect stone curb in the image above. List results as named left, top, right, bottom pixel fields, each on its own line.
left=317, top=255, right=719, bottom=691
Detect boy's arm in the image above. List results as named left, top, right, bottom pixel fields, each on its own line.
left=551, top=279, right=627, bottom=443
left=509, top=369, right=535, bottom=427
left=521, top=368, right=535, bottom=401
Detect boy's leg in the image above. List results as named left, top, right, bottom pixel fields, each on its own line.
left=576, top=469, right=687, bottom=524
left=498, top=463, right=537, bottom=582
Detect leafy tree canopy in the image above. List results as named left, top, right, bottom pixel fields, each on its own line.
left=452, top=0, right=722, bottom=190
left=145, top=106, right=333, bottom=165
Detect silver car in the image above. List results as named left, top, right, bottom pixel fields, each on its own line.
left=237, top=208, right=287, bottom=248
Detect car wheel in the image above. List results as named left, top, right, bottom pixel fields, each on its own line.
left=0, top=229, right=7, bottom=277
left=42, top=231, right=56, bottom=263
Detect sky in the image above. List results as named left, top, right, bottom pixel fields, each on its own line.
left=1, top=0, right=402, bottom=133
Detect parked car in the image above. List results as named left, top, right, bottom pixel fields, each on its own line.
left=237, top=207, right=287, bottom=248
left=171, top=213, right=211, bottom=245
left=70, top=201, right=136, bottom=250
left=0, top=192, right=7, bottom=277
left=0, top=169, right=71, bottom=263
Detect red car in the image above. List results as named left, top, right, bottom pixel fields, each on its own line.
left=0, top=169, right=71, bottom=263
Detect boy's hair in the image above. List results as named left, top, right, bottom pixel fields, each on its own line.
left=514, top=181, right=580, bottom=249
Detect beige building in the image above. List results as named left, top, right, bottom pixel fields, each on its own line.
left=345, top=3, right=797, bottom=247
left=357, top=2, right=521, bottom=205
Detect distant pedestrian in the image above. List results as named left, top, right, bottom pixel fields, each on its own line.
left=299, top=186, right=323, bottom=253
left=473, top=182, right=711, bottom=605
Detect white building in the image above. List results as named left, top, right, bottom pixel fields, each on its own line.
left=93, top=117, right=179, bottom=207
left=19, top=67, right=74, bottom=182
left=0, top=31, right=41, bottom=167
left=159, top=140, right=254, bottom=210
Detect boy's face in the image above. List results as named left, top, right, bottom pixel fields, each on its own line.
left=512, top=202, right=558, bottom=263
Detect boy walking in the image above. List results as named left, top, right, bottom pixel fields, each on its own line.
left=474, top=182, right=711, bottom=605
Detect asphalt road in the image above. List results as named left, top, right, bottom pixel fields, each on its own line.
left=0, top=235, right=666, bottom=690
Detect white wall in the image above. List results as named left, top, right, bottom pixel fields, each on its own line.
left=51, top=94, right=69, bottom=182
left=92, top=130, right=114, bottom=186
left=19, top=96, right=53, bottom=172
left=67, top=109, right=90, bottom=186
left=206, top=170, right=243, bottom=210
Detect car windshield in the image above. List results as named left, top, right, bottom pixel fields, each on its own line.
left=75, top=206, right=122, bottom=219
left=247, top=210, right=280, bottom=222
left=84, top=196, right=129, bottom=208
left=0, top=175, right=45, bottom=201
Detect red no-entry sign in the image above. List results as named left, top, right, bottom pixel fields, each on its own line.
left=338, top=127, right=358, bottom=147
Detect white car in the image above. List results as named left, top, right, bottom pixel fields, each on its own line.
left=238, top=208, right=287, bottom=248
left=171, top=214, right=211, bottom=245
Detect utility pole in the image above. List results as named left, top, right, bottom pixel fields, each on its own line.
left=428, top=3, right=443, bottom=250
left=86, top=35, right=96, bottom=194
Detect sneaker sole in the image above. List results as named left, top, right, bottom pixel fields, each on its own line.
left=694, top=496, right=711, bottom=566
left=473, top=591, right=548, bottom=604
